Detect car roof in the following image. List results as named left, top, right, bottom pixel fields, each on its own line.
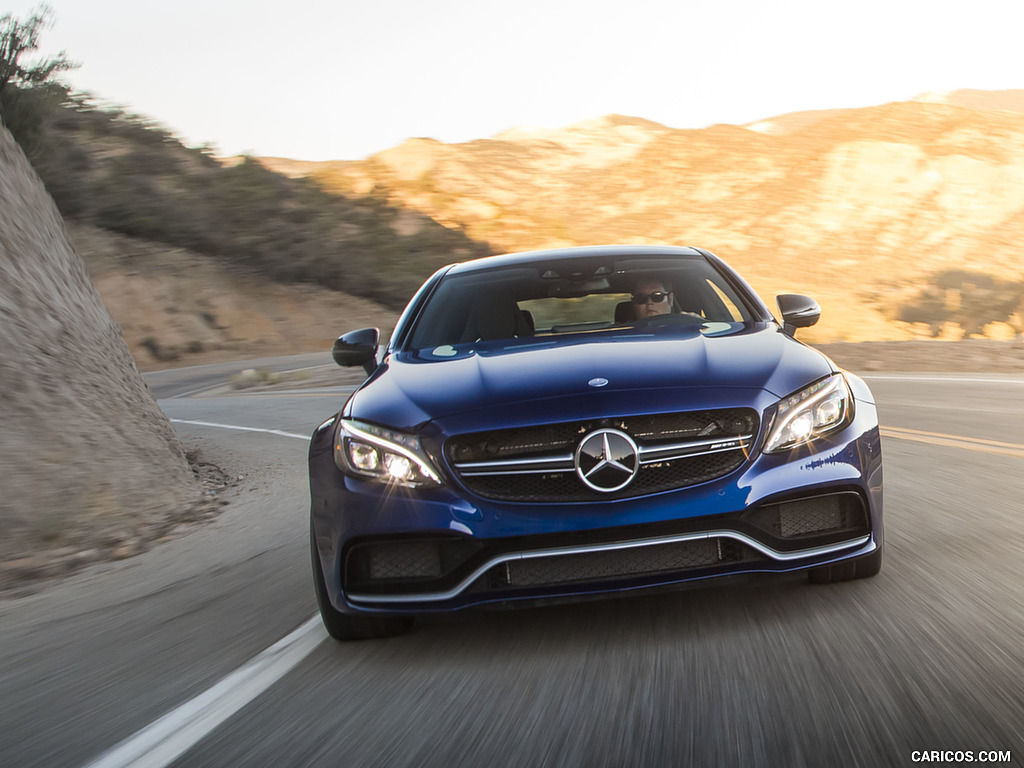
left=445, top=245, right=707, bottom=275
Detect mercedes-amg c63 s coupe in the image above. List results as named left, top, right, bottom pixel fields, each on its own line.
left=309, top=245, right=883, bottom=640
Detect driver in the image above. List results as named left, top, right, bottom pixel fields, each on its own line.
left=632, top=279, right=674, bottom=319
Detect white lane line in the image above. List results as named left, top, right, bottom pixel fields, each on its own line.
left=83, top=617, right=327, bottom=768
left=169, top=418, right=309, bottom=441
left=168, top=365, right=337, bottom=399
left=863, top=374, right=1024, bottom=385
left=170, top=385, right=221, bottom=399
left=227, top=389, right=356, bottom=398
left=81, top=419, right=323, bottom=767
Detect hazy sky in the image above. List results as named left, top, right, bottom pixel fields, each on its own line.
left=11, top=0, right=1024, bottom=160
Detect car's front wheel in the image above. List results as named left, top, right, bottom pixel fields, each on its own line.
left=807, top=546, right=882, bottom=584
left=311, top=526, right=413, bottom=641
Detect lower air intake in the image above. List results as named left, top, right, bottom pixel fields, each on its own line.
left=491, top=538, right=756, bottom=589
left=366, top=541, right=442, bottom=580
left=745, top=493, right=868, bottom=540
left=779, top=497, right=843, bottom=537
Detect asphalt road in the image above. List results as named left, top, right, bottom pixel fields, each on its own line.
left=142, top=351, right=337, bottom=399
left=1, top=361, right=1022, bottom=768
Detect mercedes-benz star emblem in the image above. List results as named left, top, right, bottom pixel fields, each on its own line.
left=574, top=428, right=639, bottom=492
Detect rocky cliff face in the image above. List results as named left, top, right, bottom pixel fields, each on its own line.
left=0, top=124, right=195, bottom=568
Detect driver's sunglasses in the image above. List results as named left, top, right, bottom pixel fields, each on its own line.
left=632, top=291, right=670, bottom=305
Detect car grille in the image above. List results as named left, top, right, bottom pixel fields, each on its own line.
left=446, top=408, right=758, bottom=502
left=487, top=538, right=758, bottom=589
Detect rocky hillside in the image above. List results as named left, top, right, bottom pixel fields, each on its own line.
left=66, top=223, right=398, bottom=369
left=24, top=98, right=491, bottom=316
left=269, top=96, right=1024, bottom=344
left=0, top=124, right=196, bottom=568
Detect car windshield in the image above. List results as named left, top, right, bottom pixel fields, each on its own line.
left=406, top=254, right=756, bottom=351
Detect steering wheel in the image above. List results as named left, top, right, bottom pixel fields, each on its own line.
left=634, top=311, right=704, bottom=329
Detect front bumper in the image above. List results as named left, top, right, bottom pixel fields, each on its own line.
left=310, top=403, right=883, bottom=615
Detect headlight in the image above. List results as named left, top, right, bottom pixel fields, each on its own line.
left=764, top=375, right=852, bottom=453
left=335, top=419, right=443, bottom=488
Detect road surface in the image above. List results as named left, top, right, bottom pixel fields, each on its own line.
left=1, top=360, right=1021, bottom=767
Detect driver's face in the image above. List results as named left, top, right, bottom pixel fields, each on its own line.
left=633, top=280, right=672, bottom=318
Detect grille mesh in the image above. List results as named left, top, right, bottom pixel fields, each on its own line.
left=447, top=408, right=758, bottom=502
left=779, top=498, right=843, bottom=537
left=491, top=537, right=759, bottom=588
left=507, top=540, right=719, bottom=586
left=745, top=494, right=867, bottom=539
left=366, top=542, right=442, bottom=580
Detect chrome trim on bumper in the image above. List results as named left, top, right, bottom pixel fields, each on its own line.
left=346, top=531, right=871, bottom=605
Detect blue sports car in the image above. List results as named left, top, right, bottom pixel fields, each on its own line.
left=309, top=245, right=883, bottom=640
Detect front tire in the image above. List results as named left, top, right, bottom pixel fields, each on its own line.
left=311, top=526, right=413, bottom=641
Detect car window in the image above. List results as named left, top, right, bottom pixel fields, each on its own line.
left=704, top=279, right=746, bottom=322
left=518, top=294, right=627, bottom=332
left=405, top=256, right=755, bottom=350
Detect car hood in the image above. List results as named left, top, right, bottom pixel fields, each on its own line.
left=346, top=324, right=834, bottom=431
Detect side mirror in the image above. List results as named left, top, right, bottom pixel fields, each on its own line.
left=776, top=294, right=820, bottom=336
left=332, top=327, right=380, bottom=376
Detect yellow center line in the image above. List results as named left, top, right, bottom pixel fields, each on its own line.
left=880, top=426, right=1024, bottom=459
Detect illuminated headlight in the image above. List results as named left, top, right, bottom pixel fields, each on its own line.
left=335, top=420, right=442, bottom=488
left=764, top=375, right=852, bottom=453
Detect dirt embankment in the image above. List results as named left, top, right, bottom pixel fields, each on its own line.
left=66, top=223, right=399, bottom=372
left=0, top=125, right=200, bottom=587
left=0, top=215, right=399, bottom=593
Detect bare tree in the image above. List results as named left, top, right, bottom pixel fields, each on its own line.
left=0, top=4, right=76, bottom=109
left=0, top=5, right=77, bottom=157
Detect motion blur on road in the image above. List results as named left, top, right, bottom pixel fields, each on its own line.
left=4, top=8, right=1024, bottom=766
left=0, top=356, right=1021, bottom=767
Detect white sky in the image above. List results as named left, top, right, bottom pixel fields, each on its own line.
left=10, top=0, right=1024, bottom=161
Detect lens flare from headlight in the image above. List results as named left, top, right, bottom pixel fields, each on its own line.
left=334, top=420, right=442, bottom=488
left=765, top=375, right=851, bottom=453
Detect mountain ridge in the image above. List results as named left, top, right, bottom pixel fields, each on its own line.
left=258, top=92, right=1024, bottom=343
